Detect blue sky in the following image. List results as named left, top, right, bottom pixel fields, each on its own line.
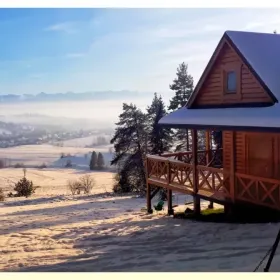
left=1, top=8, right=280, bottom=95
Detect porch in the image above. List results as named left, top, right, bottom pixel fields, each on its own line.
left=145, top=130, right=280, bottom=214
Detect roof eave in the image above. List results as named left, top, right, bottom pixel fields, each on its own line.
left=158, top=121, right=280, bottom=133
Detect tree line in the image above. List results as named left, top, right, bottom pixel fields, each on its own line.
left=109, top=62, right=222, bottom=195
left=89, top=151, right=105, bottom=170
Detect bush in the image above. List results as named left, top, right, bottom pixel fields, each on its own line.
left=79, top=174, right=95, bottom=194
left=0, top=188, right=4, bottom=201
left=14, top=163, right=25, bottom=168
left=67, top=179, right=81, bottom=195
left=38, top=163, right=47, bottom=169
left=8, top=192, right=13, bottom=198
left=67, top=175, right=96, bottom=195
left=14, top=177, right=36, bottom=198
left=65, top=160, right=72, bottom=168
left=112, top=173, right=131, bottom=193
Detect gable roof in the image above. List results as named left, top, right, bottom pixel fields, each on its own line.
left=187, top=30, right=280, bottom=107
left=159, top=30, right=280, bottom=131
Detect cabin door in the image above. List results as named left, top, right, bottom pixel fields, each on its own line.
left=247, top=134, right=274, bottom=178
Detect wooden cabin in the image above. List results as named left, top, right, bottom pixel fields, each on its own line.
left=145, top=30, right=280, bottom=215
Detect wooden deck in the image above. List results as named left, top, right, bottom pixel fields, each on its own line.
left=146, top=151, right=280, bottom=211
left=146, top=153, right=230, bottom=204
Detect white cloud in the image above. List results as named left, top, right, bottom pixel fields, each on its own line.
left=45, top=21, right=78, bottom=33
left=65, top=53, right=86, bottom=58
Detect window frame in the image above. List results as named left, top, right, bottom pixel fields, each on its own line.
left=222, top=62, right=242, bottom=100
left=226, top=71, right=237, bottom=93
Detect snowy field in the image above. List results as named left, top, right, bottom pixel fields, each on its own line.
left=0, top=144, right=113, bottom=168
left=1, top=143, right=280, bottom=272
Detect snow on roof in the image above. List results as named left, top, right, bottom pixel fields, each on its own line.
left=160, top=31, right=280, bottom=130
left=159, top=103, right=280, bottom=131
left=226, top=30, right=280, bottom=101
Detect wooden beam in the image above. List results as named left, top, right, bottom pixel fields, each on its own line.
left=205, top=130, right=211, bottom=164
left=192, top=129, right=201, bottom=215
left=147, top=183, right=153, bottom=214
left=145, top=157, right=153, bottom=214
left=167, top=189, right=174, bottom=215
left=230, top=131, right=236, bottom=203
left=186, top=129, right=190, bottom=151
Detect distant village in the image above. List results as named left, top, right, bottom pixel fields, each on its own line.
left=0, top=121, right=109, bottom=148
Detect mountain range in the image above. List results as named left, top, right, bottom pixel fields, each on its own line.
left=0, top=91, right=155, bottom=103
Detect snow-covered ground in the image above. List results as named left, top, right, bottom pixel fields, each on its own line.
left=1, top=143, right=280, bottom=272
left=1, top=189, right=280, bottom=272
left=0, top=144, right=113, bottom=168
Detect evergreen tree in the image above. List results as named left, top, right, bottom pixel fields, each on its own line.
left=168, top=62, right=194, bottom=110
left=110, top=103, right=148, bottom=194
left=146, top=92, right=173, bottom=155
left=146, top=93, right=173, bottom=200
left=97, top=152, right=105, bottom=169
left=89, top=151, right=97, bottom=170
left=168, top=62, right=194, bottom=151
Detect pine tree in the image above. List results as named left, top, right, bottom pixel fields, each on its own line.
left=110, top=103, right=148, bottom=194
left=146, top=93, right=173, bottom=200
left=89, top=151, right=97, bottom=170
left=168, top=62, right=194, bottom=151
left=147, top=93, right=173, bottom=155
left=97, top=152, right=105, bottom=169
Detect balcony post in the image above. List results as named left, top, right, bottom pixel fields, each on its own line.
left=192, top=129, right=200, bottom=215
left=145, top=157, right=153, bottom=214
left=205, top=130, right=211, bottom=164
left=167, top=189, right=174, bottom=215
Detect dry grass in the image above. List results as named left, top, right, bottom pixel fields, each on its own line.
left=67, top=174, right=96, bottom=195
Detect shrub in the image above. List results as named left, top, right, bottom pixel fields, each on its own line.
left=67, top=175, right=96, bottom=195
left=14, top=177, right=36, bottom=198
left=79, top=174, right=95, bottom=194
left=38, top=163, right=47, bottom=169
left=112, top=173, right=131, bottom=193
left=67, top=179, right=81, bottom=195
left=8, top=192, right=13, bottom=198
left=65, top=160, right=72, bottom=168
left=0, top=188, right=4, bottom=201
left=14, top=163, right=25, bottom=168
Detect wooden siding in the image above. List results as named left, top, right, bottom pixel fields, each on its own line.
left=222, top=131, right=231, bottom=172
left=223, top=131, right=246, bottom=174
left=193, top=40, right=272, bottom=107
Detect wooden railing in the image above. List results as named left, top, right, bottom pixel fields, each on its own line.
left=146, top=153, right=229, bottom=200
left=160, top=149, right=223, bottom=167
left=235, top=173, right=280, bottom=210
left=146, top=153, right=280, bottom=210
left=197, top=165, right=230, bottom=199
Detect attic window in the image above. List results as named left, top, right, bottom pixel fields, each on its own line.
left=226, top=71, right=237, bottom=93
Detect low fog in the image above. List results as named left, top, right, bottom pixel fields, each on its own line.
left=0, top=92, right=173, bottom=130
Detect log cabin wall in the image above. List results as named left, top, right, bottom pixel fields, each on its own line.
left=223, top=131, right=280, bottom=178
left=223, top=131, right=246, bottom=174
left=193, top=40, right=273, bottom=107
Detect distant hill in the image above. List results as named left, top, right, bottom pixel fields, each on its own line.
left=0, top=91, right=154, bottom=103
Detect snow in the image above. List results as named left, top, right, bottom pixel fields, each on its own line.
left=0, top=144, right=113, bottom=168
left=0, top=128, right=11, bottom=135
left=226, top=30, right=280, bottom=101
left=1, top=183, right=280, bottom=272
left=1, top=142, right=280, bottom=272
left=159, top=103, right=280, bottom=130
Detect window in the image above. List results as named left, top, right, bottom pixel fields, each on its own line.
left=226, top=71, right=237, bottom=93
